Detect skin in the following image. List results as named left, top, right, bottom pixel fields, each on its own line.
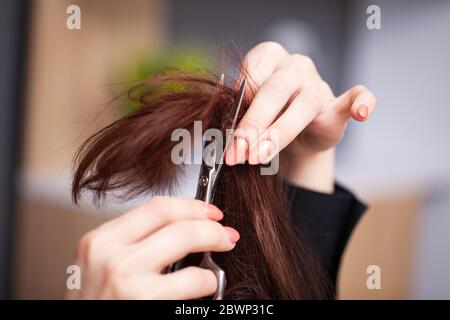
left=67, top=197, right=239, bottom=299
left=227, top=42, right=376, bottom=193
left=68, top=42, right=376, bottom=299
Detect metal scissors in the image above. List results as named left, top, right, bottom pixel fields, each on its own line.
left=167, top=77, right=247, bottom=300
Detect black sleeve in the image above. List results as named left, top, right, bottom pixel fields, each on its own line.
left=285, top=183, right=367, bottom=287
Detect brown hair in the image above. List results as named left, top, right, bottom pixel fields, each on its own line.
left=72, top=69, right=332, bottom=299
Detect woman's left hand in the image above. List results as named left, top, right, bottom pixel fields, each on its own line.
left=226, top=41, right=376, bottom=164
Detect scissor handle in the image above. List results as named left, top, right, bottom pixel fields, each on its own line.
left=199, top=252, right=226, bottom=300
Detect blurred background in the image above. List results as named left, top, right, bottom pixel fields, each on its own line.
left=0, top=0, right=449, bottom=299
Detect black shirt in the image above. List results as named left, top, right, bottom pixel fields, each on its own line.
left=286, top=183, right=367, bottom=288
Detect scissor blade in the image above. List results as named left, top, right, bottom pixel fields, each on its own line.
left=229, top=78, right=247, bottom=133
left=215, top=78, right=247, bottom=176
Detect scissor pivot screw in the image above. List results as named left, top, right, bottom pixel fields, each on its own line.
left=199, top=175, right=209, bottom=187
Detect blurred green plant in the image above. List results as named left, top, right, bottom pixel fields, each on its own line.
left=117, top=48, right=215, bottom=114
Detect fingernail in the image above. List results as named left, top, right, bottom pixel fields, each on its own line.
left=248, top=140, right=260, bottom=165
left=224, top=226, right=240, bottom=243
left=357, top=104, right=369, bottom=119
left=248, top=147, right=258, bottom=164
left=205, top=204, right=223, bottom=221
left=235, top=137, right=247, bottom=164
left=225, top=142, right=236, bottom=166
left=257, top=140, right=272, bottom=164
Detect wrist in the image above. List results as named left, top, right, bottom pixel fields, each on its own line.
left=283, top=147, right=335, bottom=194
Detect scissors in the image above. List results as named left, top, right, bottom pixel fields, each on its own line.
left=167, top=77, right=247, bottom=300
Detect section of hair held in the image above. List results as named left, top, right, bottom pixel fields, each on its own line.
left=72, top=68, right=332, bottom=299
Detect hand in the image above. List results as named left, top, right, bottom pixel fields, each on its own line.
left=225, top=42, right=376, bottom=192
left=225, top=41, right=376, bottom=161
left=66, top=197, right=239, bottom=299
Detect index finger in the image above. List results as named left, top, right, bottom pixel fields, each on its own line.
left=241, top=41, right=290, bottom=88
left=96, top=197, right=224, bottom=244
left=227, top=44, right=289, bottom=165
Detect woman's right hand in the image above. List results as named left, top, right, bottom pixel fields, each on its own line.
left=66, top=196, right=240, bottom=299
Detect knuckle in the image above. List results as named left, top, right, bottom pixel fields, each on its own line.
left=194, top=268, right=216, bottom=292
left=149, top=195, right=168, bottom=210
left=351, top=84, right=368, bottom=95
left=241, top=114, right=266, bottom=129
left=148, top=196, right=173, bottom=219
left=234, top=127, right=257, bottom=141
left=204, top=221, right=227, bottom=246
left=76, top=230, right=102, bottom=265
left=290, top=53, right=315, bottom=69
left=317, top=80, right=333, bottom=95
left=263, top=82, right=282, bottom=97
left=261, top=77, right=288, bottom=100
left=257, top=41, right=286, bottom=54
left=274, top=68, right=296, bottom=84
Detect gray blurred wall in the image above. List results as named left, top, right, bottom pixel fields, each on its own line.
left=338, top=0, right=450, bottom=298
